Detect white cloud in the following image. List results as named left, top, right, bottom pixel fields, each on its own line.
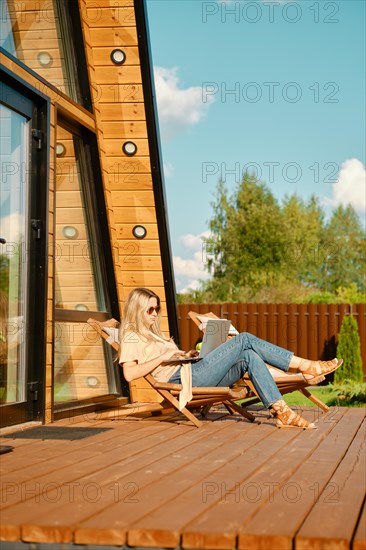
left=174, top=253, right=208, bottom=279
left=154, top=66, right=214, bottom=141
left=180, top=231, right=211, bottom=251
left=328, top=158, right=366, bottom=214
left=177, top=278, right=203, bottom=295
left=173, top=232, right=212, bottom=293
left=163, top=162, right=174, bottom=178
left=0, top=213, right=25, bottom=255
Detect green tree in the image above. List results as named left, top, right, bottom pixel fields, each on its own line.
left=204, top=173, right=287, bottom=300
left=0, top=255, right=9, bottom=294
left=335, top=315, right=364, bottom=383
left=282, top=194, right=325, bottom=286
left=320, top=205, right=366, bottom=293
left=193, top=175, right=366, bottom=304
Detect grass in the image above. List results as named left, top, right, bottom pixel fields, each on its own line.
left=283, top=387, right=337, bottom=407
left=240, top=383, right=366, bottom=408
left=285, top=384, right=366, bottom=408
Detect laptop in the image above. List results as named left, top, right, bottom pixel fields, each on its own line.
left=162, top=318, right=231, bottom=364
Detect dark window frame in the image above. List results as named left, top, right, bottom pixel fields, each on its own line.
left=0, top=67, right=49, bottom=427
left=54, top=0, right=93, bottom=111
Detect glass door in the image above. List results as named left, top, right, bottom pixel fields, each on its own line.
left=0, top=104, right=29, bottom=407
left=0, top=76, right=48, bottom=427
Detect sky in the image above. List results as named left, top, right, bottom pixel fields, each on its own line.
left=145, top=0, right=366, bottom=293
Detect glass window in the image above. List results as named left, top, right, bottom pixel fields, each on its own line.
left=54, top=122, right=117, bottom=404
left=0, top=103, right=29, bottom=404
left=1, top=0, right=91, bottom=109
left=54, top=125, right=106, bottom=311
left=54, top=322, right=113, bottom=403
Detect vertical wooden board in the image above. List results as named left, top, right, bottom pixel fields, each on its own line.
left=307, top=303, right=318, bottom=359
left=177, top=303, right=187, bottom=349
left=318, top=303, right=328, bottom=359
left=277, top=304, right=289, bottom=349
left=236, top=303, right=245, bottom=334
left=267, top=303, right=276, bottom=346
left=298, top=305, right=308, bottom=359
left=285, top=303, right=295, bottom=353
left=226, top=303, right=238, bottom=333
left=190, top=306, right=205, bottom=350
left=257, top=303, right=267, bottom=342
left=246, top=303, right=258, bottom=337
left=241, top=303, right=249, bottom=332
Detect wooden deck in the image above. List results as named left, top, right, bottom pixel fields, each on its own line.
left=0, top=406, right=365, bottom=550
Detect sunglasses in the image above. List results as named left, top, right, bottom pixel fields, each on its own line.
left=146, top=306, right=161, bottom=315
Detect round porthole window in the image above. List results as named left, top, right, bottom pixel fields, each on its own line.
left=86, top=376, right=100, bottom=387
left=110, top=49, right=126, bottom=65
left=62, top=226, right=78, bottom=239
left=75, top=304, right=89, bottom=311
left=132, top=225, right=147, bottom=239
left=122, top=141, right=138, bottom=156
left=37, top=51, right=53, bottom=67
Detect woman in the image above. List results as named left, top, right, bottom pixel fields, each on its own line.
left=119, top=288, right=342, bottom=430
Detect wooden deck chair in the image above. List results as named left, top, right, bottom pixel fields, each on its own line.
left=188, top=311, right=329, bottom=413
left=87, top=318, right=256, bottom=428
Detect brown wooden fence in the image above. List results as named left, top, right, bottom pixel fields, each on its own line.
left=178, top=304, right=366, bottom=378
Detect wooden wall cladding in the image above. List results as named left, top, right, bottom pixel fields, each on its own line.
left=79, top=0, right=168, bottom=313
left=2, top=0, right=172, bottom=413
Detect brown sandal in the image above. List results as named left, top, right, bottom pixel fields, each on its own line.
left=300, top=358, right=343, bottom=382
left=271, top=400, right=317, bottom=430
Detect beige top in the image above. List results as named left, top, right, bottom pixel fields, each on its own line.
left=119, top=331, right=181, bottom=383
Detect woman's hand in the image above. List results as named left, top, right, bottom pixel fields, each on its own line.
left=162, top=349, right=188, bottom=362
left=163, top=349, right=199, bottom=362
left=185, top=349, right=199, bottom=358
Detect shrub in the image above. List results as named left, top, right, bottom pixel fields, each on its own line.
left=335, top=315, right=363, bottom=383
left=327, top=381, right=366, bottom=407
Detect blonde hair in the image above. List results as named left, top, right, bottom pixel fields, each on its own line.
left=119, top=288, right=170, bottom=344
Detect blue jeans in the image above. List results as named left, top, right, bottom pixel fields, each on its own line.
left=169, top=332, right=293, bottom=408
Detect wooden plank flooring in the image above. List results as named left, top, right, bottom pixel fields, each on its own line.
left=0, top=406, right=365, bottom=549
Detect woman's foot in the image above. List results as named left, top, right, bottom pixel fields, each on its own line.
left=292, top=358, right=343, bottom=382
left=270, top=399, right=317, bottom=430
